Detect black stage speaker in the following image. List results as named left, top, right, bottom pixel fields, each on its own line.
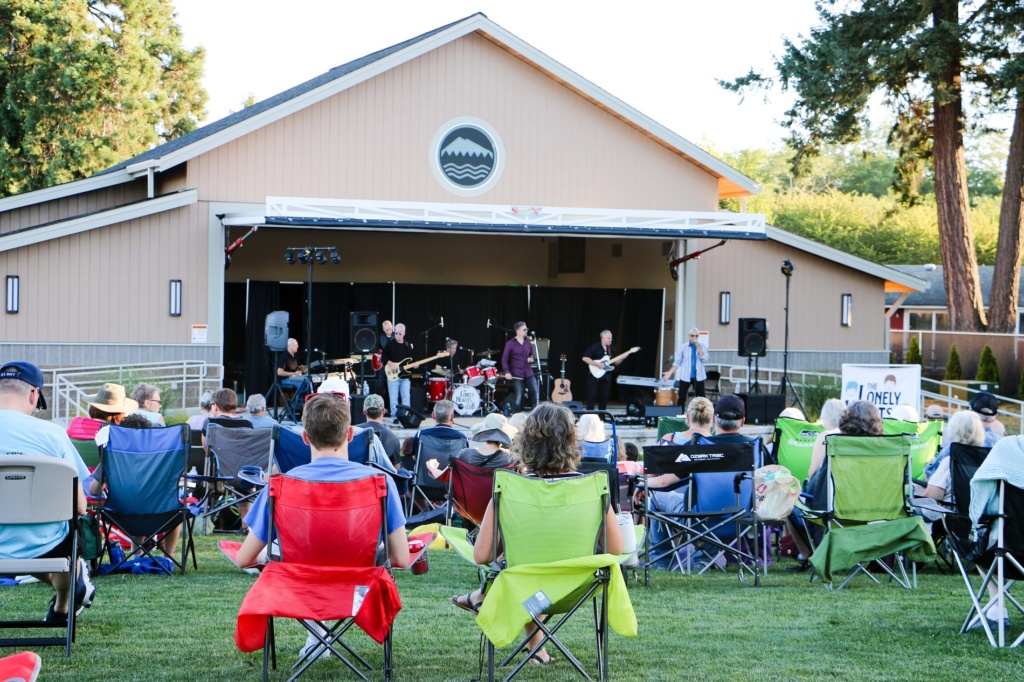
left=264, top=311, right=289, bottom=352
left=350, top=394, right=367, bottom=426
left=644, top=404, right=683, bottom=428
left=351, top=311, right=379, bottom=354
left=410, top=386, right=427, bottom=416
left=738, top=393, right=786, bottom=426
left=738, top=318, right=768, bottom=358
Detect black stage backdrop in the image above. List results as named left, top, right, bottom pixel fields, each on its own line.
left=240, top=282, right=663, bottom=400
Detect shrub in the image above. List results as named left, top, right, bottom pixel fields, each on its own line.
left=906, top=337, right=923, bottom=368
left=798, top=374, right=841, bottom=422
left=945, top=344, right=962, bottom=381
left=976, top=345, right=1001, bottom=385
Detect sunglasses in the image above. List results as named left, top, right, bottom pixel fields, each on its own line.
left=305, top=390, right=348, bottom=404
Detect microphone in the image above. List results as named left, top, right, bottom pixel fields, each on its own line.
left=531, top=331, right=536, bottom=338
left=487, top=318, right=491, bottom=328
left=445, top=337, right=450, bottom=342
left=440, top=316, right=444, bottom=328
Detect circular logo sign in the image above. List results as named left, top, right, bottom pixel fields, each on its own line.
left=437, top=125, right=497, bottom=189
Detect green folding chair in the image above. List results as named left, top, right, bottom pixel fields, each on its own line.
left=882, top=418, right=942, bottom=480
left=772, top=417, right=823, bottom=483
left=803, top=434, right=936, bottom=590
left=442, top=471, right=637, bottom=682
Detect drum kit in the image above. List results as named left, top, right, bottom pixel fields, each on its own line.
left=426, top=350, right=504, bottom=416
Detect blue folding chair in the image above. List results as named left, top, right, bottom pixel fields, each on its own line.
left=96, top=424, right=195, bottom=575
left=271, top=425, right=311, bottom=474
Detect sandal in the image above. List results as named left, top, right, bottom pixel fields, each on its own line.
left=527, top=652, right=553, bottom=666
left=450, top=593, right=483, bottom=614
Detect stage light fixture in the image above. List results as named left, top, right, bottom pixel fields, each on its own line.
left=330, top=250, right=341, bottom=265
left=285, top=251, right=296, bottom=265
left=316, top=250, right=328, bottom=265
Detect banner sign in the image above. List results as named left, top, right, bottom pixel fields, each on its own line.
left=841, top=364, right=921, bottom=418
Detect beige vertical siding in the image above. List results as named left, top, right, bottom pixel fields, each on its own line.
left=188, top=33, right=719, bottom=211
left=0, top=203, right=208, bottom=343
left=0, top=181, right=148, bottom=236
left=694, top=238, right=884, bottom=351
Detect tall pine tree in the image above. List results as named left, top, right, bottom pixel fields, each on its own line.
left=0, top=0, right=207, bottom=196
left=723, top=0, right=1019, bottom=331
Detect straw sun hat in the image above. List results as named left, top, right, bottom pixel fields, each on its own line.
left=84, top=383, right=139, bottom=414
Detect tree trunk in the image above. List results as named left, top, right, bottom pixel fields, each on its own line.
left=988, top=97, right=1024, bottom=333
left=932, top=0, right=987, bottom=331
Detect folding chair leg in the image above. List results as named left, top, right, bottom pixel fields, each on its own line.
left=383, top=627, right=393, bottom=682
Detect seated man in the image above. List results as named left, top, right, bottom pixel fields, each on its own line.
left=0, top=361, right=95, bottom=624
left=243, top=394, right=278, bottom=429
left=234, top=392, right=411, bottom=572
left=201, top=388, right=253, bottom=453
left=426, top=412, right=517, bottom=479
left=407, top=399, right=464, bottom=468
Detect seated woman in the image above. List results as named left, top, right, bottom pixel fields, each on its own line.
left=452, top=403, right=624, bottom=665
left=576, top=413, right=613, bottom=461
left=920, top=410, right=985, bottom=504
left=617, top=441, right=643, bottom=476
left=660, top=397, right=714, bottom=445
left=787, top=400, right=883, bottom=571
left=425, top=413, right=517, bottom=479
left=186, top=390, right=214, bottom=433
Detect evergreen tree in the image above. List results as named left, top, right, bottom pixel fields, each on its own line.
left=906, top=337, right=923, bottom=369
left=945, top=344, right=962, bottom=381
left=722, top=0, right=1024, bottom=331
left=0, top=0, right=207, bottom=196
left=976, top=345, right=1001, bottom=386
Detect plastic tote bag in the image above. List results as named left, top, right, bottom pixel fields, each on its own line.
left=753, top=465, right=801, bottom=520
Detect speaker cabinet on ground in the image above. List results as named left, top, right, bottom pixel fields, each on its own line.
left=737, top=318, right=768, bottom=357
left=738, top=392, right=786, bottom=425
left=644, top=404, right=683, bottom=428
left=350, top=394, right=367, bottom=426
left=410, top=386, right=427, bottom=416
left=350, top=311, right=379, bottom=354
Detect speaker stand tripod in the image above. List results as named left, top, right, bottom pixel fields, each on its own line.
left=747, top=355, right=762, bottom=394
left=267, top=349, right=298, bottom=423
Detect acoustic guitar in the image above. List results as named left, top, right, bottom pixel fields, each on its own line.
left=384, top=351, right=450, bottom=382
left=551, top=354, right=573, bottom=403
left=588, top=346, right=640, bottom=379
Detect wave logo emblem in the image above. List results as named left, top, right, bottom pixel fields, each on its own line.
left=438, top=125, right=496, bottom=188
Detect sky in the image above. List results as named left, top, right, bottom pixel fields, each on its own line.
left=171, top=0, right=824, bottom=154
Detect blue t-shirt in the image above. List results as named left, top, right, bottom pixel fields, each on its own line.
left=0, top=409, right=91, bottom=559
left=244, top=456, right=406, bottom=543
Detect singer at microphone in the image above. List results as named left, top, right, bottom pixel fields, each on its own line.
left=500, top=321, right=539, bottom=413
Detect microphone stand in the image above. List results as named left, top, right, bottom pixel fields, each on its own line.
left=420, top=319, right=444, bottom=353
left=532, top=333, right=547, bottom=406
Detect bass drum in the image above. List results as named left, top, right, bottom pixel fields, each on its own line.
left=452, top=384, right=481, bottom=416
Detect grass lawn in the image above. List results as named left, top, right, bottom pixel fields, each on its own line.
left=1, top=536, right=1020, bottom=681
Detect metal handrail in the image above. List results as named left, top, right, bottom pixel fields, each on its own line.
left=47, top=361, right=220, bottom=422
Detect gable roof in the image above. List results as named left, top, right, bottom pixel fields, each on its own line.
left=884, top=265, right=1023, bottom=307
left=101, top=13, right=759, bottom=199
left=767, top=227, right=928, bottom=293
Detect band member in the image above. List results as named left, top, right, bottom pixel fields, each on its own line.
left=662, top=326, right=707, bottom=406
left=501, top=322, right=538, bottom=413
left=582, top=330, right=620, bottom=411
left=382, top=323, right=414, bottom=422
left=277, top=338, right=311, bottom=402
left=375, top=320, right=395, bottom=397
left=437, top=338, right=461, bottom=380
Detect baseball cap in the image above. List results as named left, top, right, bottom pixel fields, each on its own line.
left=363, top=394, right=385, bottom=411
left=970, top=391, right=998, bottom=417
left=0, top=361, right=47, bottom=410
left=715, top=393, right=745, bottom=420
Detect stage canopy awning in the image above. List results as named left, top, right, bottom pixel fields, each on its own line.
left=221, top=197, right=767, bottom=241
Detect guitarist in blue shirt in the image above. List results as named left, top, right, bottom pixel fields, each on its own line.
left=582, top=330, right=619, bottom=411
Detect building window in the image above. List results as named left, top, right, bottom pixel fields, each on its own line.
left=719, top=291, right=731, bottom=325
left=5, top=276, right=18, bottom=314
left=841, top=293, right=852, bottom=327
left=170, top=280, right=182, bottom=317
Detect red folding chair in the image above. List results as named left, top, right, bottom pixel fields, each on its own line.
left=235, top=473, right=402, bottom=681
left=444, top=458, right=512, bottom=528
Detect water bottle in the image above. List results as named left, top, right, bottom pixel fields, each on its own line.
left=363, top=381, right=370, bottom=395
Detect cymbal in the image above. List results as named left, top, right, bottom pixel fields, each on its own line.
left=475, top=349, right=500, bottom=357
left=430, top=368, right=451, bottom=377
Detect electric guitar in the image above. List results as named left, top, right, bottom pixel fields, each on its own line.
left=551, top=354, right=573, bottom=403
left=370, top=349, right=383, bottom=372
left=588, top=346, right=640, bottom=379
left=384, top=351, right=450, bottom=382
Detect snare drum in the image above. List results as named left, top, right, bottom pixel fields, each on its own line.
left=427, top=377, right=448, bottom=402
left=464, top=365, right=485, bottom=387
left=482, top=366, right=498, bottom=384
left=654, top=387, right=678, bottom=406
